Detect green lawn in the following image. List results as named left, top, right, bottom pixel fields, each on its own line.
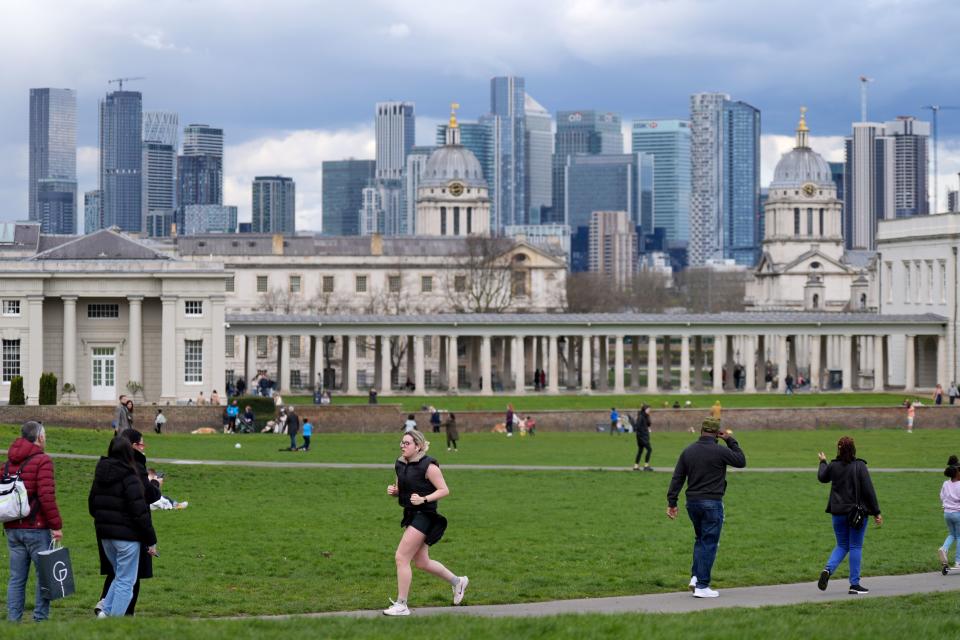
left=12, top=424, right=957, bottom=469
left=3, top=592, right=959, bottom=640
left=284, top=391, right=927, bottom=412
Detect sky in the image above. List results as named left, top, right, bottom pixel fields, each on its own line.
left=4, top=0, right=960, bottom=231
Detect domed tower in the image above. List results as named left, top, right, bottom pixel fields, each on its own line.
left=416, top=103, right=491, bottom=236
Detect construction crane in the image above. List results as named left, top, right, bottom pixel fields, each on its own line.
left=921, top=104, right=960, bottom=213
left=107, top=76, right=145, bottom=91
left=859, top=76, right=874, bottom=122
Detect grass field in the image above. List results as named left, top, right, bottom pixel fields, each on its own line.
left=283, top=391, right=927, bottom=412
left=8, top=424, right=955, bottom=468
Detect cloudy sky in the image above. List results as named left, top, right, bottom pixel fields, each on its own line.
left=4, top=0, right=960, bottom=231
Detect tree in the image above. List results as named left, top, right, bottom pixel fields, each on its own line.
left=443, top=236, right=517, bottom=313
left=8, top=376, right=24, bottom=405
left=566, top=271, right=675, bottom=312
left=674, top=268, right=749, bottom=313
left=38, top=372, right=58, bottom=405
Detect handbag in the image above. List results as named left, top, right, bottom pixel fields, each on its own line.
left=37, top=541, right=75, bottom=601
left=847, top=461, right=867, bottom=529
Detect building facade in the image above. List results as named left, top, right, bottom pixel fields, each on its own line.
left=524, top=93, right=553, bottom=223
left=588, top=211, right=637, bottom=287
left=321, top=159, right=375, bottom=236
left=142, top=141, right=176, bottom=235
left=490, top=76, right=526, bottom=229
left=180, top=205, right=237, bottom=235
left=631, top=119, right=691, bottom=244
left=99, top=90, right=143, bottom=232
left=143, top=112, right=180, bottom=149
left=552, top=110, right=623, bottom=225
left=252, top=176, right=296, bottom=234
left=29, top=88, right=77, bottom=233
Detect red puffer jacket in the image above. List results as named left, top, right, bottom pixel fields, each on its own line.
left=3, top=437, right=63, bottom=531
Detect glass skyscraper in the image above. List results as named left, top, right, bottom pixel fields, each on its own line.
left=99, top=90, right=143, bottom=232
left=524, top=93, right=553, bottom=224
left=178, top=155, right=222, bottom=207
left=723, top=100, right=761, bottom=266
left=143, top=112, right=180, bottom=149
left=490, top=76, right=526, bottom=228
left=552, top=110, right=623, bottom=225
left=631, top=119, right=691, bottom=244
left=141, top=141, right=176, bottom=235
left=322, top=159, right=375, bottom=236
left=29, top=88, right=76, bottom=233
left=252, top=176, right=296, bottom=233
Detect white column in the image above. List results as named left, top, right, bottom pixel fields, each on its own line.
left=581, top=335, right=592, bottom=392
left=679, top=335, right=691, bottom=393
left=414, top=335, right=425, bottom=394
left=905, top=335, right=916, bottom=392
left=160, top=296, right=177, bottom=402
left=938, top=335, right=948, bottom=388
left=512, top=335, right=524, bottom=393
left=446, top=336, right=458, bottom=392
left=312, top=335, right=324, bottom=391
left=480, top=335, right=492, bottom=395
left=693, top=336, right=704, bottom=391
left=25, top=296, right=44, bottom=405
left=246, top=335, right=258, bottom=389
left=630, top=337, right=640, bottom=389
left=810, top=335, right=821, bottom=391
left=744, top=335, right=756, bottom=393
left=347, top=335, right=359, bottom=394
left=614, top=336, right=625, bottom=394
left=874, top=336, right=886, bottom=392
left=126, top=296, right=144, bottom=392
left=647, top=335, right=658, bottom=393
left=210, top=296, right=225, bottom=399
left=279, top=336, right=291, bottom=394
left=548, top=335, right=559, bottom=393
left=380, top=335, right=392, bottom=395
left=841, top=335, right=853, bottom=392
left=61, top=296, right=77, bottom=392
left=597, top=337, right=608, bottom=391
left=712, top=335, right=724, bottom=393
left=777, top=335, right=788, bottom=392
left=566, top=337, right=577, bottom=389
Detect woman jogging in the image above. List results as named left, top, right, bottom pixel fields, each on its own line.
left=816, top=436, right=882, bottom=594
left=633, top=403, right=653, bottom=471
left=383, top=430, right=467, bottom=616
left=939, top=455, right=960, bottom=574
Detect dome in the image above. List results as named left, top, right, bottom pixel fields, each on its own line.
left=770, top=147, right=833, bottom=188
left=420, top=144, right=487, bottom=189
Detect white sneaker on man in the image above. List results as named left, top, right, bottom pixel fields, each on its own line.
left=693, top=587, right=719, bottom=598
left=689, top=576, right=697, bottom=592
left=453, top=576, right=469, bottom=605
left=382, top=599, right=410, bottom=616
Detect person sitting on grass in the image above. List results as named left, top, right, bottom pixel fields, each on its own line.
left=524, top=416, right=536, bottom=436
left=146, top=469, right=188, bottom=510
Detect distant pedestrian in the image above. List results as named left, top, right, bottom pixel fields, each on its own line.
left=710, top=401, right=722, bottom=420
left=369, top=389, right=379, bottom=405
left=114, top=395, right=131, bottom=433
left=404, top=414, right=417, bottom=433
left=445, top=413, right=459, bottom=451
left=609, top=408, right=619, bottom=435
left=666, top=417, right=746, bottom=598
left=906, top=401, right=915, bottom=433
left=816, top=436, right=882, bottom=594
left=785, top=373, right=795, bottom=394
left=934, top=384, right=944, bottom=406
left=939, top=455, right=960, bottom=574
left=236, top=377, right=247, bottom=396
left=430, top=408, right=442, bottom=434
left=154, top=410, right=166, bottom=435
left=949, top=382, right=959, bottom=405
left=286, top=408, right=300, bottom=451
left=505, top=404, right=515, bottom=438
left=524, top=415, right=536, bottom=436
left=633, top=404, right=653, bottom=471
left=300, top=418, right=313, bottom=451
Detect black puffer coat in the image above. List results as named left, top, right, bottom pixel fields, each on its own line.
left=88, top=456, right=157, bottom=546
left=97, top=450, right=162, bottom=578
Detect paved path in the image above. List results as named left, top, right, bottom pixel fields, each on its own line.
left=234, top=572, right=960, bottom=620
left=49, top=453, right=938, bottom=473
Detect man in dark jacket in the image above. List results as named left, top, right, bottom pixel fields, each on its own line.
left=666, top=417, right=746, bottom=599
left=286, top=408, right=300, bottom=450
left=4, top=421, right=63, bottom=622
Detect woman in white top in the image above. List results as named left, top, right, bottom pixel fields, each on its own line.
left=939, top=455, right=960, bottom=574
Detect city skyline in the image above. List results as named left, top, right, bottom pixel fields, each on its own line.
left=3, top=1, right=960, bottom=230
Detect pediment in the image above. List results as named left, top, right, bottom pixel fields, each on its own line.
left=780, top=249, right=852, bottom=274
left=29, top=228, right=170, bottom=261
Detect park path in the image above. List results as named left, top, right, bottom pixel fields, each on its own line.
left=50, top=453, right=938, bottom=473
left=231, top=571, right=959, bottom=619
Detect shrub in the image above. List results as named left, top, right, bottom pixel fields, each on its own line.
left=8, top=376, right=25, bottom=405
left=39, top=372, right=58, bottom=405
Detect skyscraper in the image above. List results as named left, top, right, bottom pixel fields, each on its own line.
left=141, top=141, right=176, bottom=235
left=631, top=119, right=691, bottom=243
left=181, top=205, right=237, bottom=235
left=99, top=90, right=143, bottom=232
left=143, top=111, right=180, bottom=149
left=524, top=93, right=553, bottom=224
left=359, top=186, right=384, bottom=236
left=178, top=155, right=223, bottom=207
left=403, top=147, right=434, bottom=235
left=552, top=110, right=623, bottom=225
left=84, top=190, right=101, bottom=234
left=688, top=93, right=760, bottom=267
left=588, top=210, right=638, bottom=287
left=886, top=116, right=930, bottom=217
left=844, top=122, right=888, bottom=250
left=374, top=102, right=414, bottom=234
left=29, top=88, right=77, bottom=233
left=183, top=124, right=224, bottom=158
left=321, top=159, right=375, bottom=236
left=490, top=76, right=526, bottom=228
left=252, top=176, right=295, bottom=233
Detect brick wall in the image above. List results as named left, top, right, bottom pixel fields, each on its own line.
left=3, top=403, right=958, bottom=434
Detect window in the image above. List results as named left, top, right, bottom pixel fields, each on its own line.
left=357, top=370, right=367, bottom=388
left=290, top=336, right=301, bottom=358
left=87, top=303, right=119, bottom=319
left=184, top=300, right=204, bottom=317
left=2, top=339, right=20, bottom=382
left=916, top=261, right=924, bottom=304
left=355, top=275, right=367, bottom=293
left=424, top=337, right=432, bottom=357
left=289, top=275, right=301, bottom=293
left=453, top=206, right=460, bottom=235
left=357, top=339, right=367, bottom=358
left=467, top=208, right=472, bottom=234
left=257, top=335, right=268, bottom=358
left=440, top=207, right=447, bottom=235
left=793, top=208, right=800, bottom=235
left=904, top=261, right=911, bottom=303
left=806, top=208, right=813, bottom=236
left=927, top=261, right=935, bottom=304
left=2, top=300, right=20, bottom=316
left=812, top=294, right=820, bottom=309
left=225, top=337, right=235, bottom=358
left=322, top=276, right=334, bottom=293
left=512, top=270, right=527, bottom=296
left=290, top=370, right=302, bottom=389
left=454, top=275, right=467, bottom=293
left=388, top=275, right=401, bottom=293
left=421, top=276, right=433, bottom=293
left=818, top=209, right=824, bottom=236
left=940, top=260, right=948, bottom=303
left=885, top=262, right=893, bottom=303
left=425, top=370, right=433, bottom=388
left=225, top=276, right=235, bottom=293
left=256, top=275, right=269, bottom=293
left=184, top=340, right=203, bottom=383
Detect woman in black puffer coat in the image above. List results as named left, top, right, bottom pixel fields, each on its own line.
left=88, top=436, right=158, bottom=617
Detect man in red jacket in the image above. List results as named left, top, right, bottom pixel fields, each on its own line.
left=4, top=421, right=63, bottom=622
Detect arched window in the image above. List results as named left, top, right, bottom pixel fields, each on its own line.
left=860, top=293, right=867, bottom=310
left=812, top=294, right=820, bottom=309
left=794, top=208, right=801, bottom=235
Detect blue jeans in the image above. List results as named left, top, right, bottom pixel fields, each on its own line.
left=289, top=432, right=298, bottom=449
left=942, top=511, right=960, bottom=562
left=6, top=528, right=52, bottom=622
left=686, top=500, right=724, bottom=589
left=825, top=514, right=868, bottom=585
left=101, top=539, right=141, bottom=616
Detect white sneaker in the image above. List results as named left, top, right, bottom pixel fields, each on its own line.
left=693, top=587, right=719, bottom=598
left=453, top=576, right=469, bottom=605
left=382, top=599, right=410, bottom=616
left=96, top=611, right=108, bottom=619
left=689, top=576, right=697, bottom=592
left=94, top=599, right=105, bottom=616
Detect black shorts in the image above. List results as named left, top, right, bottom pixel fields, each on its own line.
left=401, top=509, right=448, bottom=546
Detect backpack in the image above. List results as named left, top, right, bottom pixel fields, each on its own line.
left=0, top=454, right=36, bottom=523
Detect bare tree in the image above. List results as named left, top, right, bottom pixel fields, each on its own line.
left=674, top=268, right=749, bottom=313
left=443, top=236, right=517, bottom=313
left=566, top=271, right=675, bottom=312
left=256, top=287, right=347, bottom=315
